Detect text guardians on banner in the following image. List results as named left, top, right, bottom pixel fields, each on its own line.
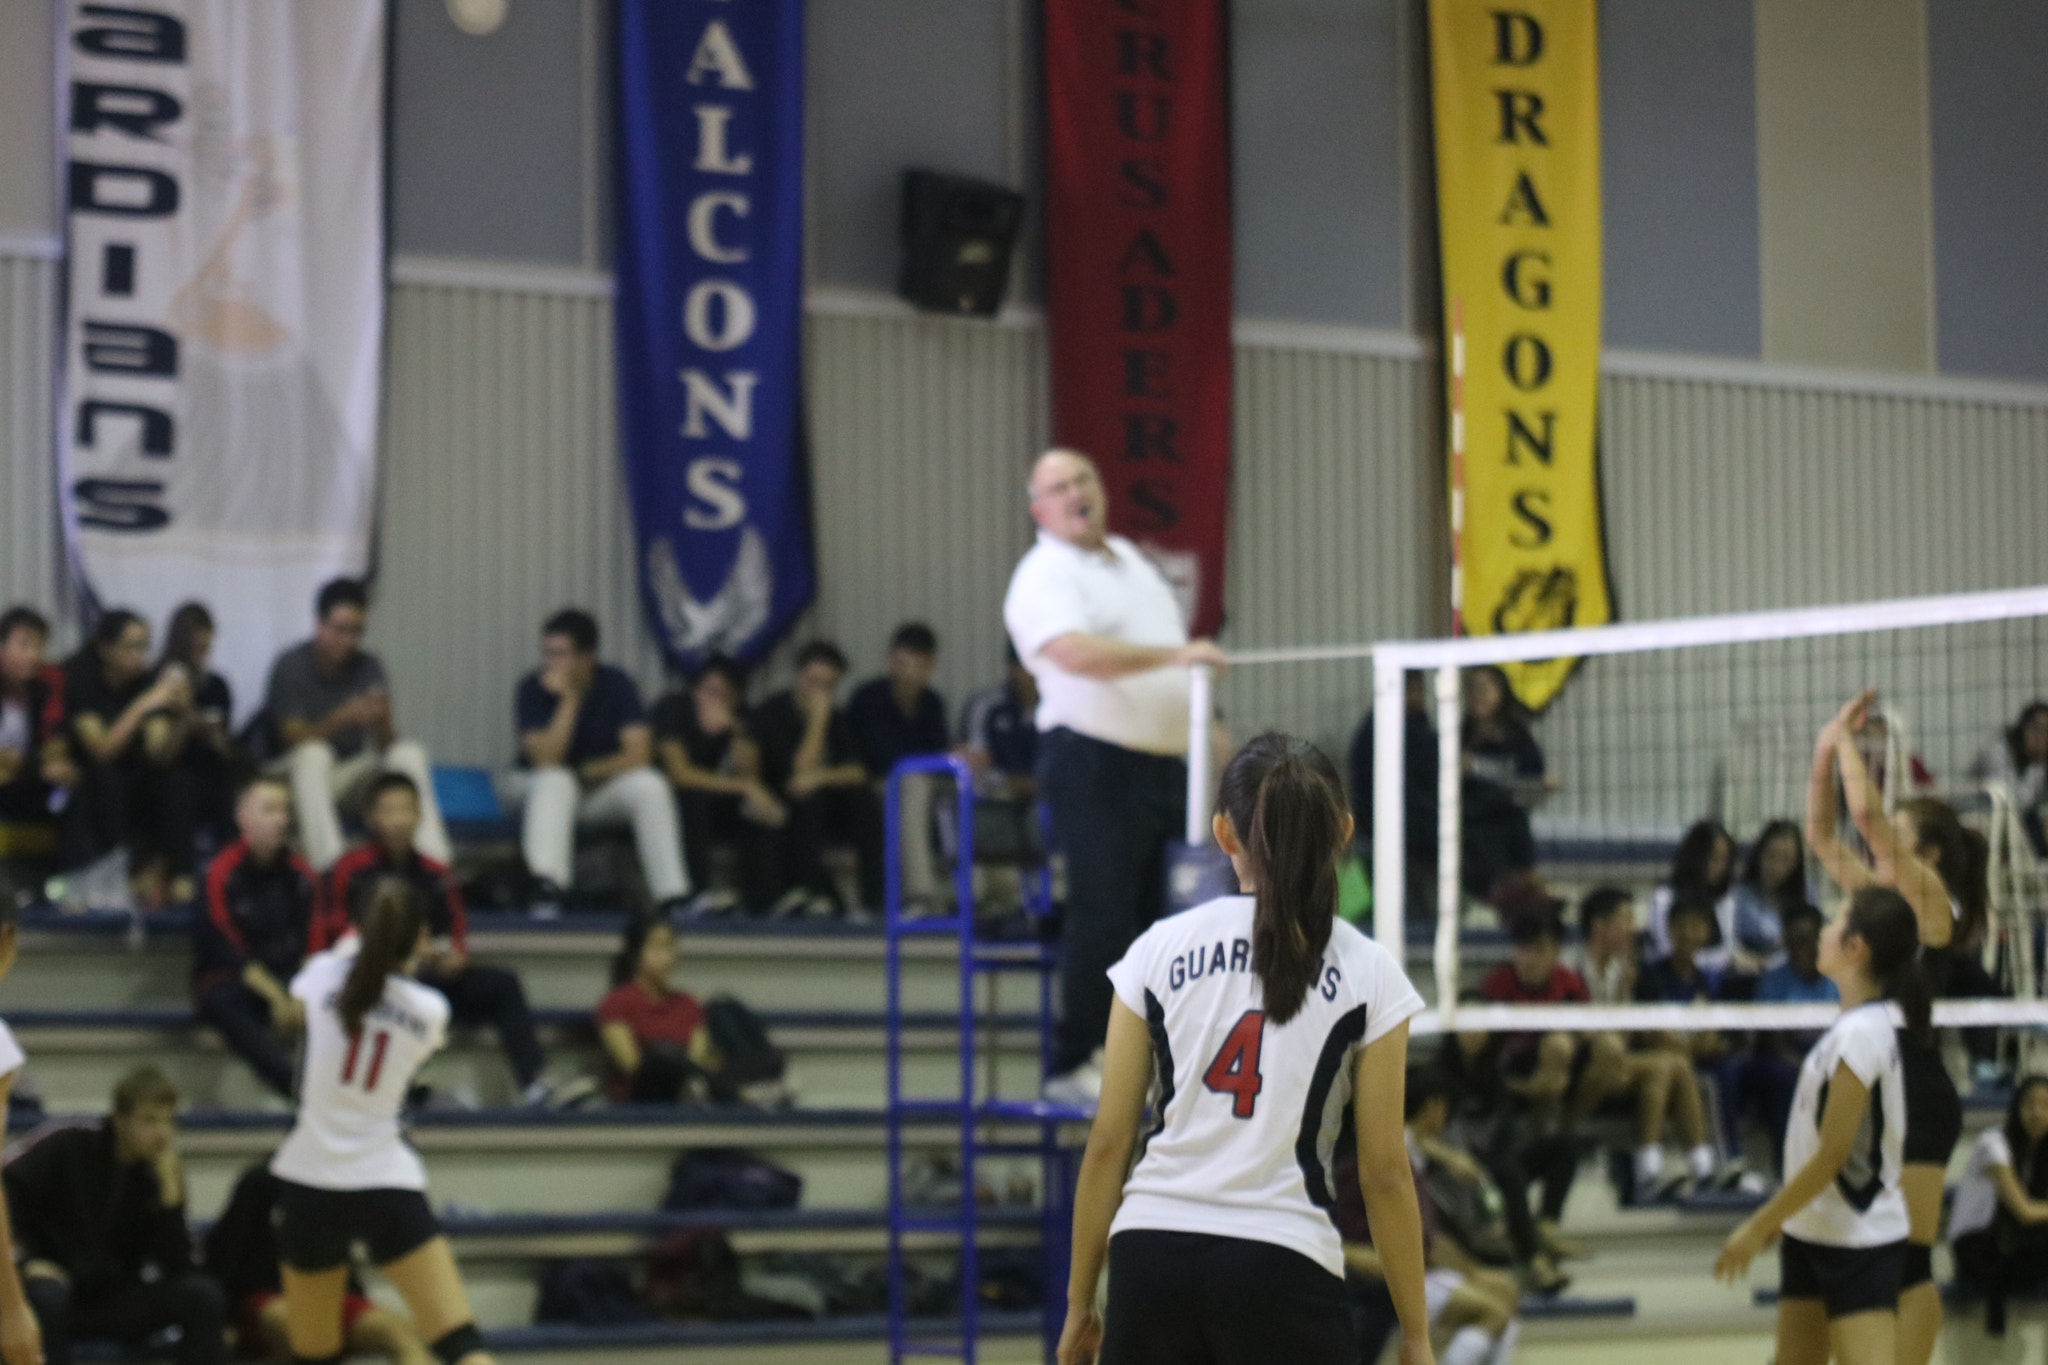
left=1431, top=2, right=1611, bottom=710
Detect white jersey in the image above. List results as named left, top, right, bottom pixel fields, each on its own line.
left=0, top=1019, right=25, bottom=1083
left=1947, top=1127, right=2014, bottom=1241
left=271, top=947, right=450, bottom=1191
left=1781, top=1003, right=1908, bottom=1247
left=1106, top=896, right=1425, bottom=1275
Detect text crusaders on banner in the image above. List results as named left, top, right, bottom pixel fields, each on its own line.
left=1430, top=0, right=1612, bottom=709
left=616, top=0, right=813, bottom=667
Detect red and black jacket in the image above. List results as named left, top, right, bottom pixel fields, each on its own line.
left=326, top=843, right=468, bottom=952
left=193, top=839, right=324, bottom=997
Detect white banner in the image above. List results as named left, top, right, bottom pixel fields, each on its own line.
left=60, top=0, right=385, bottom=719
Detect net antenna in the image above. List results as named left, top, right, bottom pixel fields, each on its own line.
left=1185, top=583, right=2048, bottom=1036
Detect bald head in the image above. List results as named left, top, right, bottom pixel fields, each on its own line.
left=1028, top=449, right=1108, bottom=549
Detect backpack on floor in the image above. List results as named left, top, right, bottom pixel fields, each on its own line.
left=662, top=1147, right=803, bottom=1212
left=644, top=1227, right=807, bottom=1322
left=536, top=1259, right=654, bottom=1326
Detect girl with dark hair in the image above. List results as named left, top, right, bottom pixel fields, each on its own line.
left=271, top=881, right=495, bottom=1365
left=58, top=610, right=192, bottom=895
left=1947, top=1074, right=2048, bottom=1334
left=152, top=601, right=239, bottom=855
left=1715, top=886, right=1924, bottom=1365
left=1971, top=700, right=2048, bottom=854
left=1805, top=691, right=1966, bottom=1365
left=1731, top=820, right=1808, bottom=966
left=595, top=917, right=709, bottom=1103
left=1459, top=666, right=1552, bottom=900
left=1057, top=734, right=1432, bottom=1365
left=1644, top=820, right=1739, bottom=969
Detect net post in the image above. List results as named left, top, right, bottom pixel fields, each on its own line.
left=1185, top=664, right=1214, bottom=848
left=1433, top=664, right=1464, bottom=1029
left=1371, top=655, right=1406, bottom=956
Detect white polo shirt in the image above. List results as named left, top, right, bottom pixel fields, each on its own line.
left=1002, top=531, right=1191, bottom=755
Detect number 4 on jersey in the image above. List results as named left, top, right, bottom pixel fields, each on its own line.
left=1203, top=1010, right=1266, bottom=1118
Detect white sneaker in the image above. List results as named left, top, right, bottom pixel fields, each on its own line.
left=1042, top=1055, right=1104, bottom=1109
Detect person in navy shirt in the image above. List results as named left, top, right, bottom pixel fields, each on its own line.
left=511, top=609, right=687, bottom=910
left=846, top=624, right=950, bottom=911
left=959, top=643, right=1039, bottom=798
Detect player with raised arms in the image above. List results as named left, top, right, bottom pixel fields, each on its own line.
left=270, top=879, right=494, bottom=1365
left=1057, top=733, right=1433, bottom=1365
left=1715, top=884, right=1926, bottom=1365
left=1805, top=689, right=1973, bottom=1365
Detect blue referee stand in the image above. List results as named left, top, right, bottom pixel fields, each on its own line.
left=883, top=754, right=1086, bottom=1364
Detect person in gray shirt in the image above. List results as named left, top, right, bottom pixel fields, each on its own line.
left=260, top=579, right=448, bottom=870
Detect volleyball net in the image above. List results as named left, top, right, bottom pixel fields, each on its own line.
left=1185, top=584, right=2048, bottom=1040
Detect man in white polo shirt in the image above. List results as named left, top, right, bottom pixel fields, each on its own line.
left=1003, top=449, right=1226, bottom=1104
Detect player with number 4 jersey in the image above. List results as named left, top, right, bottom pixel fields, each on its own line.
left=1058, top=734, right=1434, bottom=1365
left=271, top=880, right=495, bottom=1365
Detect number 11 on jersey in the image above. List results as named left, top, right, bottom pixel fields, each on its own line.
left=342, top=1029, right=392, bottom=1091
left=1203, top=1010, right=1266, bottom=1118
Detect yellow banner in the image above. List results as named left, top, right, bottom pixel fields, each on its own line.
left=1429, top=0, right=1610, bottom=710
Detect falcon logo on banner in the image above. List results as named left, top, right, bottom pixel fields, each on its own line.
left=616, top=0, right=813, bottom=668
left=1430, top=0, right=1612, bottom=709
left=58, top=0, right=386, bottom=716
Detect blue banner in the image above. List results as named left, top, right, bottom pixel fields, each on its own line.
left=616, top=0, right=811, bottom=666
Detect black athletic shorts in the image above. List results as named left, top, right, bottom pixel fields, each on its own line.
left=1901, top=1042, right=1962, bottom=1167
left=1780, top=1234, right=1906, bottom=1319
left=1102, top=1229, right=1357, bottom=1365
left=274, top=1179, right=441, bottom=1271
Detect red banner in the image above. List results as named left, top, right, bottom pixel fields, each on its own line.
left=1043, top=0, right=1234, bottom=637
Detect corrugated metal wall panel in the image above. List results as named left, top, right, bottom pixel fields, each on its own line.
left=0, top=255, right=66, bottom=637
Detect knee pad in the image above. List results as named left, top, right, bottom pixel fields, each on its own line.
left=1902, top=1242, right=1934, bottom=1290
left=433, top=1322, right=486, bottom=1365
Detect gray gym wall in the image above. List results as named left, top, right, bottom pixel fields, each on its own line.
left=1, top=0, right=2045, bottom=774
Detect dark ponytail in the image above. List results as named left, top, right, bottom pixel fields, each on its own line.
left=1844, top=885, right=1932, bottom=1045
left=1218, top=732, right=1347, bottom=1025
left=1899, top=797, right=1988, bottom=947
left=340, top=878, right=426, bottom=1037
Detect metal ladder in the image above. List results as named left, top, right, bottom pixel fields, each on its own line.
left=882, top=753, right=1084, bottom=1364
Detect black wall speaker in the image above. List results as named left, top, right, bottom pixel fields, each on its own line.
left=898, top=169, right=1025, bottom=318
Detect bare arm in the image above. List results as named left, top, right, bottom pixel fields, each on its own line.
left=278, top=691, right=379, bottom=750
left=581, top=723, right=650, bottom=786
left=1834, top=731, right=1952, bottom=948
left=520, top=687, right=583, bottom=769
left=1354, top=1022, right=1432, bottom=1354
left=658, top=737, right=750, bottom=795
left=1039, top=633, right=1225, bottom=682
left=1806, top=719, right=1875, bottom=896
left=1990, top=1162, right=2048, bottom=1226
left=1717, top=1061, right=1870, bottom=1279
left=72, top=675, right=176, bottom=764
left=598, top=1019, right=641, bottom=1078
left=1058, top=999, right=1153, bottom=1365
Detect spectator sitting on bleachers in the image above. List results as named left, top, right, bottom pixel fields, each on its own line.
left=595, top=917, right=709, bottom=1103
left=1644, top=820, right=1738, bottom=970
left=152, top=602, right=240, bottom=862
left=958, top=641, right=1038, bottom=800
left=1969, top=700, right=2048, bottom=855
left=1461, top=666, right=1553, bottom=901
left=1949, top=1074, right=2048, bottom=1336
left=651, top=655, right=786, bottom=915
left=0, top=606, right=71, bottom=857
left=1729, top=820, right=1807, bottom=971
left=1748, top=904, right=1836, bottom=1176
left=750, top=641, right=882, bottom=915
left=1484, top=909, right=1717, bottom=1198
left=512, top=608, right=688, bottom=914
left=330, top=773, right=550, bottom=1106
left=263, top=578, right=449, bottom=872
left=0, top=874, right=38, bottom=1365
left=847, top=623, right=950, bottom=911
left=1573, top=886, right=1637, bottom=1006
left=193, top=776, right=320, bottom=1100
left=1636, top=894, right=1746, bottom=1178
left=5, top=1067, right=225, bottom=1365
left=204, top=1156, right=431, bottom=1364
left=60, top=610, right=197, bottom=903
left=1349, top=672, right=1439, bottom=918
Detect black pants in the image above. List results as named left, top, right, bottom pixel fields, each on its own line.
left=784, top=785, right=884, bottom=910
left=1101, top=1230, right=1357, bottom=1365
left=194, top=979, right=296, bottom=1099
left=628, top=1039, right=694, bottom=1103
left=677, top=790, right=782, bottom=910
left=419, top=962, right=544, bottom=1090
left=1038, top=729, right=1185, bottom=1074
left=61, top=756, right=198, bottom=875
left=1483, top=1127, right=1578, bottom=1261
left=26, top=1271, right=226, bottom=1365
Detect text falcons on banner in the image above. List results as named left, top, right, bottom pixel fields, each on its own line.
left=1043, top=0, right=1234, bottom=638
left=616, top=0, right=813, bottom=669
left=1430, top=0, right=1612, bottom=711
left=58, top=0, right=386, bottom=718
